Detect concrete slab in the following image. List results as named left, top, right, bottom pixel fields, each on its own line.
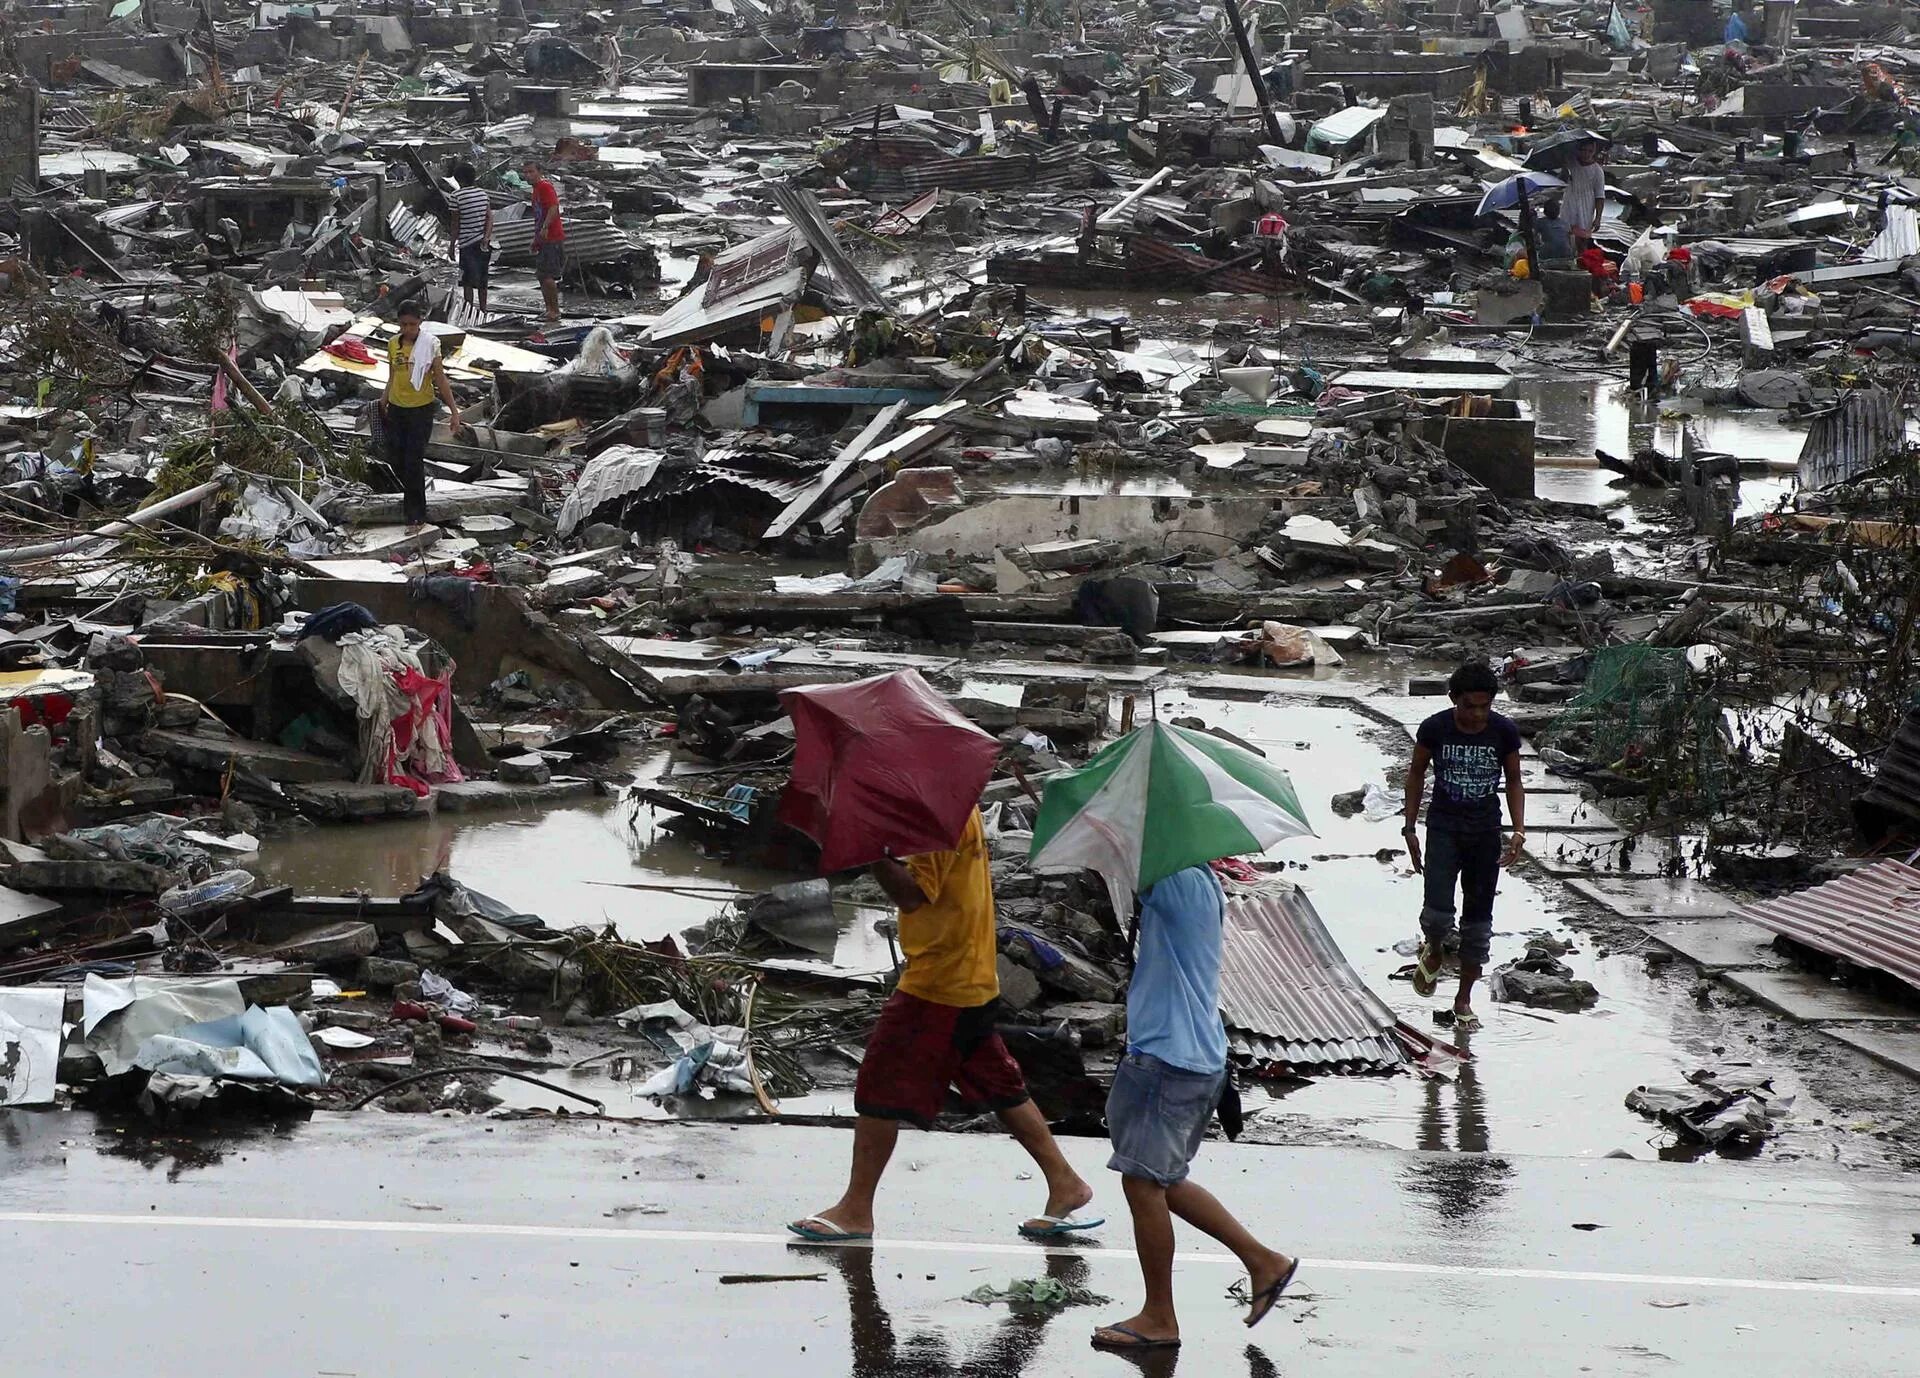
left=433, top=778, right=598, bottom=812
left=970, top=660, right=1166, bottom=684
left=1821, top=1025, right=1920, bottom=1082
left=1565, top=875, right=1746, bottom=920
left=1181, top=671, right=1373, bottom=700
left=1721, top=969, right=1920, bottom=1024
left=1643, top=919, right=1789, bottom=972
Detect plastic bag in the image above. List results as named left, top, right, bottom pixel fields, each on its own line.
left=1361, top=781, right=1399, bottom=822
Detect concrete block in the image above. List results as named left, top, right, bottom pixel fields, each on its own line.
left=1720, top=969, right=1920, bottom=1024
left=271, top=921, right=380, bottom=964
left=1564, top=876, right=1746, bottom=920
left=996, top=954, right=1043, bottom=1012
left=1043, top=1000, right=1127, bottom=1048
left=1643, top=919, right=1788, bottom=972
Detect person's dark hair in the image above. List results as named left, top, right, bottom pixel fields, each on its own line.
left=453, top=160, right=477, bottom=186
left=1448, top=662, right=1500, bottom=698
left=396, top=298, right=426, bottom=321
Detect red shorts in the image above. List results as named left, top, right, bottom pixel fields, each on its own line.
left=854, top=990, right=1029, bottom=1128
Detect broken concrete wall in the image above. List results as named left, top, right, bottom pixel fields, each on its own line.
left=869, top=494, right=1273, bottom=562
left=0, top=80, right=41, bottom=191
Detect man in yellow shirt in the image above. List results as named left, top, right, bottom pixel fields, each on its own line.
left=790, top=809, right=1101, bottom=1243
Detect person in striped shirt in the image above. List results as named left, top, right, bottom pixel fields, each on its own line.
left=449, top=162, right=492, bottom=317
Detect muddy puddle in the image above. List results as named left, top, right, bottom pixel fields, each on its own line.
left=1519, top=378, right=1801, bottom=525
left=253, top=757, right=791, bottom=943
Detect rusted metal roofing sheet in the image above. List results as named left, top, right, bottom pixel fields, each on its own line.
left=1798, top=383, right=1899, bottom=490
left=1856, top=708, right=1920, bottom=841
left=1735, top=858, right=1920, bottom=992
left=1220, top=886, right=1411, bottom=1075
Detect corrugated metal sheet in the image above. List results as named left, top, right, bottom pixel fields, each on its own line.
left=1798, top=383, right=1901, bottom=490
left=1219, top=887, right=1411, bottom=1075
left=1857, top=707, right=1920, bottom=840
left=1127, top=237, right=1295, bottom=297
left=1735, top=858, right=1920, bottom=992
left=1863, top=204, right=1920, bottom=261
left=878, top=148, right=1088, bottom=194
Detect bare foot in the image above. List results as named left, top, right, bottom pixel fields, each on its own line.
left=1022, top=1174, right=1095, bottom=1233
left=788, top=1206, right=872, bottom=1240
left=1092, top=1312, right=1180, bottom=1348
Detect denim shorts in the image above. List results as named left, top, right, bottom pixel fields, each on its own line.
left=1105, top=1051, right=1226, bottom=1186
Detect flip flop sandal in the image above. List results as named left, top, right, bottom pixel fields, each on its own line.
left=1091, top=1324, right=1181, bottom=1351
left=1452, top=1008, right=1483, bottom=1031
left=786, top=1215, right=873, bottom=1243
left=1245, top=1256, right=1302, bottom=1329
left=1018, top=1213, right=1106, bottom=1239
left=1412, top=945, right=1441, bottom=997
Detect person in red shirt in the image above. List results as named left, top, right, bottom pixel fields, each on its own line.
left=523, top=159, right=564, bottom=323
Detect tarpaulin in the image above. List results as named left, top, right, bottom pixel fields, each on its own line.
left=133, top=1005, right=326, bottom=1088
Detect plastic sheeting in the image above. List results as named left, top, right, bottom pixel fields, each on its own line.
left=133, top=1006, right=326, bottom=1088
left=778, top=669, right=1000, bottom=872
left=83, top=975, right=246, bottom=1075
left=0, top=988, right=64, bottom=1106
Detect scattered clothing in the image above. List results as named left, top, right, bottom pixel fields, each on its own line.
left=966, top=1277, right=1111, bottom=1309
left=301, top=602, right=380, bottom=643
left=1416, top=709, right=1522, bottom=831
left=332, top=628, right=465, bottom=797
left=323, top=337, right=376, bottom=365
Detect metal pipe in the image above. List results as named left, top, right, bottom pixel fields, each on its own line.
left=0, top=475, right=229, bottom=563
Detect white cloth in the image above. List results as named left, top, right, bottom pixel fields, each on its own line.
left=404, top=326, right=448, bottom=393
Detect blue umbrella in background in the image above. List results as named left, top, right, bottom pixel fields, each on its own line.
left=1477, top=170, right=1567, bottom=217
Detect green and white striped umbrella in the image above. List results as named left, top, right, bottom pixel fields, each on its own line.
left=1028, top=720, right=1314, bottom=914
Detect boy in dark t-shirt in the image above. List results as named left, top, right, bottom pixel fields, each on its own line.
left=1401, top=663, right=1527, bottom=1028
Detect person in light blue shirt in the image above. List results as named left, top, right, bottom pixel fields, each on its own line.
left=1724, top=5, right=1750, bottom=45
left=1092, top=865, right=1300, bottom=1352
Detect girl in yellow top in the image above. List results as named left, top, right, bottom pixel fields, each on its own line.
left=380, top=299, right=462, bottom=530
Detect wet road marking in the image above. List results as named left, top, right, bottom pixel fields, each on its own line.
left=3, top=1211, right=1917, bottom=1301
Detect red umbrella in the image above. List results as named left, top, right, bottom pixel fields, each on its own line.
left=778, top=669, right=1001, bottom=873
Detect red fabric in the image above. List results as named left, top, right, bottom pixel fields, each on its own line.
left=853, top=990, right=1028, bottom=1127
left=778, top=669, right=1000, bottom=872
left=385, top=665, right=463, bottom=796
left=1578, top=247, right=1616, bottom=279
left=324, top=338, right=376, bottom=365
left=9, top=693, right=73, bottom=730
left=531, top=178, right=565, bottom=242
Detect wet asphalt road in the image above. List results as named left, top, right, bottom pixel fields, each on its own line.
left=3, top=1113, right=1915, bottom=1377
